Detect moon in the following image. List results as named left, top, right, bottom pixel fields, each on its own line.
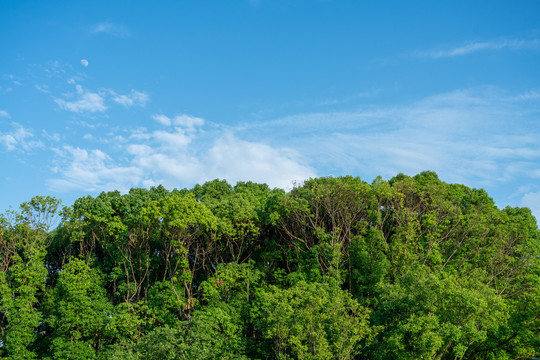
left=80, top=59, right=89, bottom=67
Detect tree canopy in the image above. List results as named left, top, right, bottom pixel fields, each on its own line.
left=0, top=172, right=538, bottom=359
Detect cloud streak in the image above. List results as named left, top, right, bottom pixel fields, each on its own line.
left=112, top=90, right=149, bottom=107
left=54, top=84, right=149, bottom=113
left=153, top=114, right=205, bottom=129
left=90, top=22, right=130, bottom=37
left=233, top=87, right=540, bottom=217
left=416, top=38, right=540, bottom=59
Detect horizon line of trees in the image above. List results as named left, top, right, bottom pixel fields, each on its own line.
left=0, top=171, right=538, bottom=359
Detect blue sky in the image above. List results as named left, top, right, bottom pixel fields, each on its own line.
left=1, top=0, right=540, bottom=222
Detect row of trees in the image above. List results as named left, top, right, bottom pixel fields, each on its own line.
left=0, top=172, right=538, bottom=359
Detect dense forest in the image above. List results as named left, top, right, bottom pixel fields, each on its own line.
left=0, top=171, right=538, bottom=359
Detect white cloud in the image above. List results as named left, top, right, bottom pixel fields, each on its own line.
left=233, top=87, right=540, bottom=194
left=130, top=128, right=152, bottom=140
left=126, top=144, right=201, bottom=186
left=173, top=114, right=205, bottom=129
left=320, top=89, right=380, bottom=106
left=54, top=84, right=149, bottom=113
left=153, top=114, right=172, bottom=126
left=48, top=146, right=142, bottom=192
left=90, top=22, right=130, bottom=37
left=204, top=134, right=315, bottom=189
left=35, top=84, right=50, bottom=93
left=152, top=113, right=205, bottom=129
left=1, top=74, right=23, bottom=88
left=121, top=131, right=314, bottom=190
left=0, top=110, right=9, bottom=118
left=47, top=87, right=540, bottom=218
left=55, top=85, right=107, bottom=113
left=153, top=128, right=194, bottom=149
left=49, top=114, right=316, bottom=192
left=0, top=123, right=43, bottom=152
left=80, top=59, right=89, bottom=67
left=416, top=38, right=540, bottom=59
left=0, top=134, right=17, bottom=151
left=112, top=90, right=149, bottom=107
left=41, top=130, right=61, bottom=142
left=509, top=90, right=540, bottom=101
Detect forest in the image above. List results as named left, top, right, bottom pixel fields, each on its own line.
left=0, top=171, right=538, bottom=360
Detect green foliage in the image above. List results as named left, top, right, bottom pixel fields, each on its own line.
left=373, top=267, right=509, bottom=359
left=0, top=196, right=59, bottom=359
left=254, top=279, right=375, bottom=359
left=46, top=258, right=112, bottom=359
left=0, top=176, right=538, bottom=359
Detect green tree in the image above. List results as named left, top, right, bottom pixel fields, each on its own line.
left=0, top=196, right=60, bottom=359
left=372, top=267, right=509, bottom=360
left=142, top=192, right=218, bottom=318
left=46, top=258, right=112, bottom=359
left=254, top=279, right=375, bottom=360
left=275, top=176, right=372, bottom=282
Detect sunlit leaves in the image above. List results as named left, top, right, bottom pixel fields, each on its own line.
left=0, top=175, right=538, bottom=359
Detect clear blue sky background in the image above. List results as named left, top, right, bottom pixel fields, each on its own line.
left=1, top=0, right=540, bottom=221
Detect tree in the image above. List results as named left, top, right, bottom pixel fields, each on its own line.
left=254, top=278, right=375, bottom=359
left=45, top=258, right=112, bottom=359
left=142, top=192, right=218, bottom=319
left=275, top=176, right=371, bottom=281
left=0, top=196, right=60, bottom=359
left=372, top=266, right=508, bottom=360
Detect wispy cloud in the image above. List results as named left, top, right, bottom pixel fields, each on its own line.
left=55, top=85, right=107, bottom=113
left=0, top=123, right=43, bottom=152
left=319, top=89, right=380, bottom=106
left=35, top=84, right=50, bottom=94
left=54, top=84, right=149, bottom=113
left=47, top=88, right=540, bottom=220
left=41, top=130, right=61, bottom=142
left=153, top=114, right=172, bottom=126
left=49, top=114, right=315, bottom=192
left=232, top=87, right=540, bottom=216
left=90, top=22, right=130, bottom=37
left=153, top=114, right=205, bottom=129
left=508, top=89, right=540, bottom=101
left=415, top=38, right=540, bottom=59
left=0, top=110, right=10, bottom=118
left=112, top=90, right=149, bottom=107
left=49, top=146, right=142, bottom=192
left=1, top=74, right=23, bottom=89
